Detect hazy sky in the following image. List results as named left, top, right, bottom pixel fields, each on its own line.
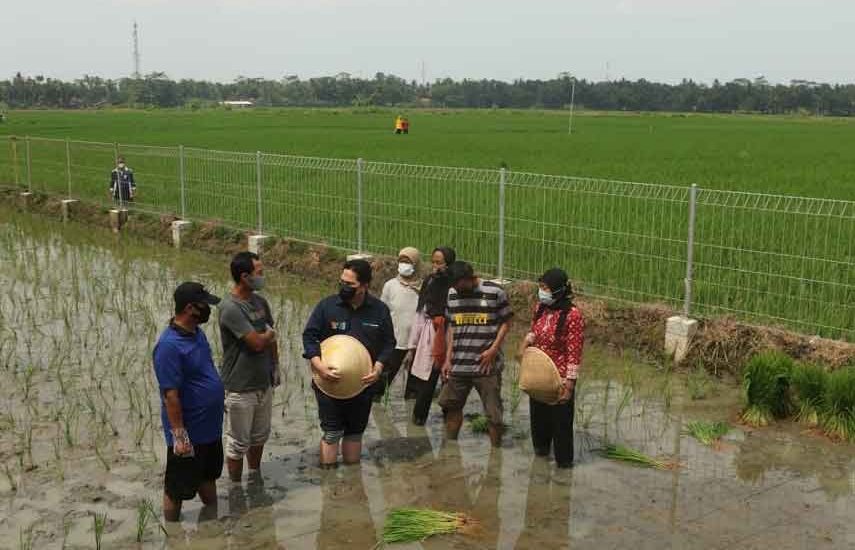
left=3, top=0, right=853, bottom=84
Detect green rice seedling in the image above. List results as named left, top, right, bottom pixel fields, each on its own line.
left=91, top=512, right=107, bottom=550
left=4, top=462, right=17, bottom=492
left=135, top=498, right=167, bottom=542
left=790, top=362, right=828, bottom=427
left=684, top=421, right=730, bottom=446
left=469, top=414, right=489, bottom=434
left=741, top=352, right=794, bottom=427
left=18, top=526, right=33, bottom=550
left=687, top=365, right=713, bottom=401
left=602, top=443, right=677, bottom=470
left=820, top=367, right=855, bottom=442
left=382, top=508, right=475, bottom=544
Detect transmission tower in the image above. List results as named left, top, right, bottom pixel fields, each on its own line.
left=133, top=21, right=141, bottom=78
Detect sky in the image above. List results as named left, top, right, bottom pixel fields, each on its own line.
left=3, top=0, right=853, bottom=84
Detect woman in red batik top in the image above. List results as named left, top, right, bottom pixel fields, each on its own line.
left=523, top=268, right=584, bottom=468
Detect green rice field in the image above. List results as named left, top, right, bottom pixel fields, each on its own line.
left=1, top=109, right=853, bottom=341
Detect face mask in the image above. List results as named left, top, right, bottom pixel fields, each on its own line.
left=247, top=275, right=265, bottom=291
left=339, top=283, right=357, bottom=302
left=192, top=303, right=211, bottom=324
left=538, top=289, right=556, bottom=305
left=398, top=263, right=415, bottom=278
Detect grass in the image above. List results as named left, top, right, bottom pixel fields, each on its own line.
left=791, top=362, right=828, bottom=426
left=91, top=512, right=107, bottom=550
left=469, top=414, right=489, bottom=434
left=684, top=421, right=730, bottom=446
left=687, top=365, right=714, bottom=401
left=135, top=498, right=167, bottom=543
left=382, top=508, right=474, bottom=544
left=602, top=443, right=678, bottom=471
left=820, top=367, right=855, bottom=442
left=0, top=109, right=853, bottom=341
left=741, top=352, right=794, bottom=427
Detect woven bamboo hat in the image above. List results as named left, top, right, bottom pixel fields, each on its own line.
left=519, top=346, right=563, bottom=405
left=314, top=334, right=372, bottom=399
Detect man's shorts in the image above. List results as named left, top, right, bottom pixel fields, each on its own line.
left=439, top=373, right=503, bottom=426
left=313, top=382, right=372, bottom=438
left=165, top=439, right=224, bottom=501
left=225, top=388, right=273, bottom=460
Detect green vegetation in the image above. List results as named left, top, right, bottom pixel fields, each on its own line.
left=2, top=110, right=851, bottom=341
left=820, top=368, right=855, bottom=441
left=740, top=351, right=855, bottom=442
left=741, top=352, right=794, bottom=427
left=684, top=421, right=730, bottom=446
left=791, top=362, right=827, bottom=426
left=602, top=443, right=677, bottom=470
left=469, top=414, right=489, bottom=434
left=382, top=508, right=473, bottom=544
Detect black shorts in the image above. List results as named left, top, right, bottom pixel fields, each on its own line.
left=164, top=439, right=224, bottom=501
left=313, top=382, right=372, bottom=437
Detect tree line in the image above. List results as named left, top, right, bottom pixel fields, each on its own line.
left=2, top=72, right=855, bottom=115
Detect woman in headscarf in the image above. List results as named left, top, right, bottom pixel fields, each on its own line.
left=374, top=247, right=422, bottom=401
left=522, top=268, right=584, bottom=468
left=405, top=246, right=456, bottom=425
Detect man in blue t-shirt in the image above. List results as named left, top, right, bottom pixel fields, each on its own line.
left=153, top=282, right=224, bottom=522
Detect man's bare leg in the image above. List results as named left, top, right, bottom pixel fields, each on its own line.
left=163, top=492, right=182, bottom=522
left=445, top=410, right=463, bottom=439
left=341, top=438, right=363, bottom=464
left=320, top=440, right=340, bottom=467
left=247, top=445, right=264, bottom=471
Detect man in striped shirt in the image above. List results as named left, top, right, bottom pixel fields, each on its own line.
left=439, top=261, right=513, bottom=447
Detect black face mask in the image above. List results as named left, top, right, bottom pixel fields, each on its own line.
left=192, top=303, right=211, bottom=324
left=339, top=283, right=358, bottom=302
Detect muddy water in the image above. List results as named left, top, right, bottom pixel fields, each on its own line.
left=0, top=210, right=853, bottom=550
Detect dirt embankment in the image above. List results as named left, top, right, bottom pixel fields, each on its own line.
left=6, top=189, right=854, bottom=375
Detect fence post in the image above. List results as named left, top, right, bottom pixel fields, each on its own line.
left=113, top=142, right=122, bottom=208
left=357, top=158, right=364, bottom=253
left=255, top=151, right=263, bottom=234
left=25, top=136, right=32, bottom=192
left=11, top=136, right=19, bottom=186
left=498, top=167, right=507, bottom=281
left=65, top=138, right=72, bottom=199
left=179, top=145, right=186, bottom=219
left=683, top=184, right=698, bottom=317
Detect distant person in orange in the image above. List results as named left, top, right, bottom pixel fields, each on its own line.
left=401, top=117, right=410, bottom=134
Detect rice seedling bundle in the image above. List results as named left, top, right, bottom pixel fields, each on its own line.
left=469, top=414, right=489, bottom=434
left=820, top=367, right=855, bottom=442
left=741, top=352, right=794, bottom=427
left=684, top=421, right=730, bottom=446
left=790, top=362, right=828, bottom=426
left=602, top=443, right=677, bottom=471
left=382, top=508, right=474, bottom=544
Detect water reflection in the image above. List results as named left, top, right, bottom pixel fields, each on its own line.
left=317, top=467, right=378, bottom=549
left=515, top=460, right=573, bottom=549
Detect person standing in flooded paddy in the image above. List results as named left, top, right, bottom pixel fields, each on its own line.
left=373, top=247, right=422, bottom=402
left=522, top=268, right=584, bottom=468
left=407, top=246, right=456, bottom=424
left=152, top=282, right=224, bottom=522
left=303, top=259, right=396, bottom=467
left=218, top=251, right=280, bottom=483
left=440, top=261, right=513, bottom=447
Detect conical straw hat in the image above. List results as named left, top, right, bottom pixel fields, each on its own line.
left=519, top=346, right=563, bottom=405
left=314, top=334, right=373, bottom=399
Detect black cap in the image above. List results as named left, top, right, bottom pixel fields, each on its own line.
left=539, top=268, right=569, bottom=293
left=448, top=261, right=474, bottom=284
left=174, top=282, right=220, bottom=312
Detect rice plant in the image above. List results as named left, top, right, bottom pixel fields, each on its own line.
left=91, top=512, right=107, bottom=550
left=819, top=367, right=855, bottom=442
left=684, top=421, right=730, bottom=446
left=468, top=414, right=489, bottom=434
left=687, top=365, right=713, bottom=401
left=135, top=498, right=167, bottom=542
left=602, top=443, right=677, bottom=471
left=382, top=508, right=474, bottom=544
left=741, top=352, right=794, bottom=427
left=790, top=362, right=828, bottom=427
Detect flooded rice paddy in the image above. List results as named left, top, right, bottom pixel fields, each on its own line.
left=0, top=209, right=853, bottom=549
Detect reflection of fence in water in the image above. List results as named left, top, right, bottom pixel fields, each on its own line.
left=2, top=135, right=852, bottom=342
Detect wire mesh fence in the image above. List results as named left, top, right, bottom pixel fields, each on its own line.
left=2, top=135, right=853, bottom=342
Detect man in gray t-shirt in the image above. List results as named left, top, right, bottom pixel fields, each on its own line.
left=218, top=251, right=279, bottom=482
